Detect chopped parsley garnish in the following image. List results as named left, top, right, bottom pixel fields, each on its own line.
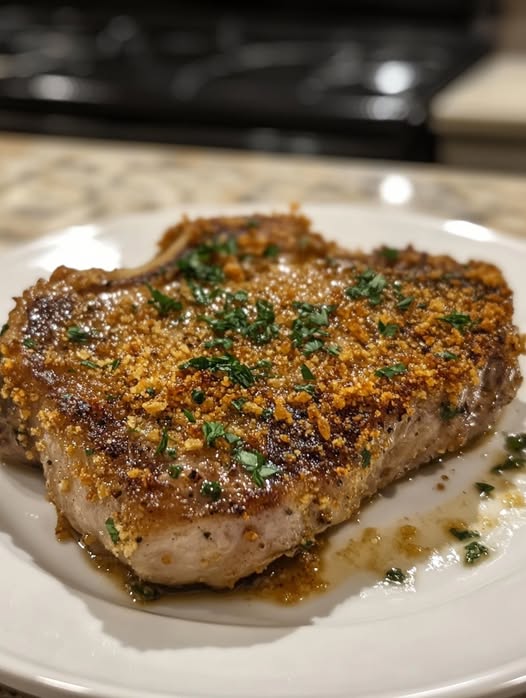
left=294, top=383, right=317, bottom=396
left=378, top=321, right=399, bottom=338
left=505, top=433, right=526, bottom=453
left=290, top=301, right=336, bottom=355
left=183, top=409, right=196, bottom=423
left=235, top=448, right=279, bottom=487
left=191, top=389, right=205, bottom=405
left=375, top=363, right=407, bottom=379
left=345, top=269, right=387, bottom=306
left=168, top=464, right=182, bottom=479
left=440, top=312, right=473, bottom=333
left=202, top=295, right=278, bottom=346
left=231, top=397, right=247, bottom=412
left=361, top=449, right=371, bottom=468
left=201, top=480, right=222, bottom=501
left=105, top=517, right=120, bottom=544
left=23, top=338, right=36, bottom=349
left=145, top=387, right=156, bottom=397
left=491, top=455, right=525, bottom=473
left=263, top=243, right=280, bottom=258
left=300, top=363, right=315, bottom=381
left=67, top=325, right=91, bottom=343
left=188, top=282, right=219, bottom=306
left=180, top=354, right=257, bottom=388
left=380, top=247, right=399, bottom=262
left=302, top=339, right=324, bottom=355
left=156, top=427, right=170, bottom=455
left=204, top=337, right=234, bottom=350
left=396, top=296, right=414, bottom=311
left=130, top=581, right=161, bottom=601
left=202, top=421, right=226, bottom=446
left=84, top=448, right=95, bottom=456
left=464, top=540, right=489, bottom=565
left=436, top=351, right=458, bottom=361
left=243, top=299, right=279, bottom=345
left=146, top=284, right=183, bottom=317
left=440, top=403, right=462, bottom=421
left=449, top=528, right=480, bottom=541
left=177, top=240, right=230, bottom=284
left=0, top=323, right=8, bottom=336
left=110, top=358, right=121, bottom=371
left=80, top=359, right=100, bottom=370
left=325, top=344, right=341, bottom=356
left=166, top=447, right=177, bottom=458
left=261, top=408, right=274, bottom=420
left=384, top=567, right=406, bottom=584
left=475, top=482, right=494, bottom=496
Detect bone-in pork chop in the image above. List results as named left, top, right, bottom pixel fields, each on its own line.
left=0, top=213, right=521, bottom=587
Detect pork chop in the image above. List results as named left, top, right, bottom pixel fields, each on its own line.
left=0, top=212, right=521, bottom=588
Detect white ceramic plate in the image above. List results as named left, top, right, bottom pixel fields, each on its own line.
left=1, top=204, right=526, bottom=698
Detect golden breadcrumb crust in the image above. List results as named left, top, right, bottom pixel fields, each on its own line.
left=0, top=213, right=521, bottom=540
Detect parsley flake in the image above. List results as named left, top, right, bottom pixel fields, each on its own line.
left=440, top=312, right=473, bottom=333
left=130, top=582, right=161, bottom=601
left=204, top=337, right=234, bottom=350
left=345, top=269, right=387, bottom=306
left=375, top=363, right=407, bottom=379
left=380, top=247, right=399, bottom=262
left=440, top=403, right=462, bottom=421
left=263, top=243, right=280, bottom=258
left=201, top=480, right=222, bottom=501
left=294, top=383, right=317, bottom=396
left=202, top=421, right=226, bottom=446
left=505, top=433, right=526, bottom=453
left=146, top=284, right=183, bottom=317
left=300, top=363, right=315, bottom=381
left=449, top=528, right=480, bottom=541
left=80, top=359, right=100, bottom=370
left=180, top=354, right=256, bottom=388
left=290, top=302, right=336, bottom=356
left=23, top=338, right=36, bottom=349
left=105, top=517, right=120, bottom=544
left=396, top=296, right=414, bottom=311
left=384, top=567, right=406, bottom=584
left=231, top=397, right=247, bottom=412
left=475, top=482, right=494, bottom=496
left=436, top=351, right=458, bottom=361
left=168, top=464, right=182, bottom=479
left=156, top=428, right=170, bottom=455
left=188, top=282, right=219, bottom=306
left=378, top=321, right=399, bottom=338
left=361, top=449, right=371, bottom=468
left=192, top=389, right=206, bottom=404
left=464, top=540, right=489, bottom=565
left=183, top=409, right=196, bottom=423
left=235, top=448, right=279, bottom=487
left=491, top=455, right=525, bottom=473
left=67, top=326, right=91, bottom=343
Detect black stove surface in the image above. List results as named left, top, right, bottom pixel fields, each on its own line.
left=0, top=4, right=489, bottom=160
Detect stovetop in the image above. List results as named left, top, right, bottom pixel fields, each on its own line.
left=0, top=4, right=489, bottom=160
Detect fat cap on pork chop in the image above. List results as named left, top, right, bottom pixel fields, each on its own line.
left=0, top=213, right=521, bottom=587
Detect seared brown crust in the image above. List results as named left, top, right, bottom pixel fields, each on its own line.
left=0, top=212, right=522, bottom=585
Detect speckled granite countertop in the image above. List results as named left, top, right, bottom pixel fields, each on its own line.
left=0, top=132, right=525, bottom=698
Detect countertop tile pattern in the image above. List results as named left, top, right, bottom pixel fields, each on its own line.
left=0, top=133, right=525, bottom=698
